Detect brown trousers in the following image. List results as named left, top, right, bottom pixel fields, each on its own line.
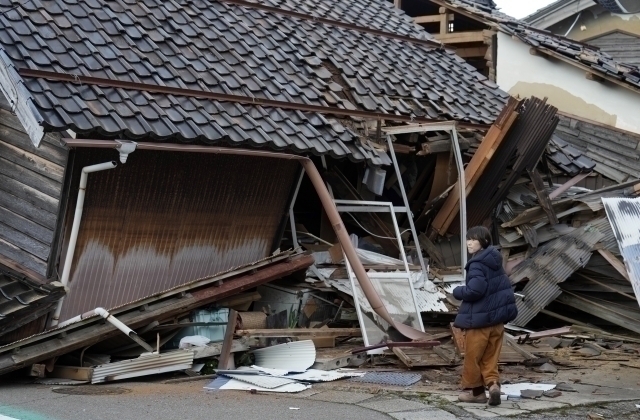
left=461, top=324, right=504, bottom=388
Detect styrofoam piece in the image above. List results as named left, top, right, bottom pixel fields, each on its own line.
left=501, top=383, right=556, bottom=398
left=204, top=377, right=310, bottom=393
left=252, top=340, right=316, bottom=372
left=179, top=335, right=210, bottom=349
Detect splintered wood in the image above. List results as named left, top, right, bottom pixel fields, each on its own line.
left=430, top=97, right=520, bottom=237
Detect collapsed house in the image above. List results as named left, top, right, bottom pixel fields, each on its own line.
left=0, top=0, right=638, bottom=386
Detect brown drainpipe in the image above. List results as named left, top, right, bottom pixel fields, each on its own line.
left=62, top=139, right=429, bottom=340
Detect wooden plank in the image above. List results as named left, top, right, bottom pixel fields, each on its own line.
left=0, top=189, right=58, bottom=229
left=0, top=239, right=47, bottom=278
left=528, top=168, right=558, bottom=225
left=428, top=152, right=454, bottom=201
left=440, top=10, right=449, bottom=35
left=434, top=31, right=484, bottom=44
left=503, top=334, right=536, bottom=360
left=557, top=292, right=640, bottom=335
left=50, top=366, right=93, bottom=381
left=419, top=138, right=470, bottom=155
left=0, top=206, right=54, bottom=244
left=418, top=233, right=446, bottom=268
left=0, top=114, right=68, bottom=167
left=597, top=248, right=630, bottom=282
left=0, top=173, right=59, bottom=214
left=218, top=309, right=238, bottom=370
left=450, top=324, right=465, bottom=356
left=455, top=46, right=489, bottom=58
left=0, top=140, right=65, bottom=183
left=0, top=222, right=50, bottom=260
left=0, top=156, right=63, bottom=199
left=514, top=327, right=572, bottom=342
left=430, top=99, right=519, bottom=236
left=414, top=14, right=453, bottom=24
left=235, top=328, right=362, bottom=338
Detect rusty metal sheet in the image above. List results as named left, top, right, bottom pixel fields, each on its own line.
left=59, top=149, right=297, bottom=321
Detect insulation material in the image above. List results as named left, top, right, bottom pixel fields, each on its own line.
left=252, top=340, right=316, bottom=372
left=602, top=197, right=640, bottom=309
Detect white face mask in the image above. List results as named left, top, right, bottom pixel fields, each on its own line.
left=466, top=239, right=482, bottom=255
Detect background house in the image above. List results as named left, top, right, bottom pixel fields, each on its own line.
left=524, top=0, right=640, bottom=66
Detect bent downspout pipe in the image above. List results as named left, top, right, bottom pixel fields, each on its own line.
left=49, top=161, right=118, bottom=328
left=57, top=307, right=154, bottom=352
left=60, top=139, right=429, bottom=340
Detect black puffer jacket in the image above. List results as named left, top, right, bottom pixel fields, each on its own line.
left=452, top=246, right=518, bottom=329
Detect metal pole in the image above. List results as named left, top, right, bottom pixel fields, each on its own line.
left=386, top=135, right=429, bottom=284
left=288, top=171, right=305, bottom=248
left=450, top=128, right=467, bottom=274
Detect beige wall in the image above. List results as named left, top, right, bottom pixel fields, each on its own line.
left=496, top=32, right=640, bottom=135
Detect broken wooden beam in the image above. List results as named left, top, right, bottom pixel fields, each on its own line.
left=218, top=309, right=238, bottom=370
left=528, top=168, right=559, bottom=225
left=430, top=98, right=520, bottom=237
left=234, top=328, right=362, bottom=338
left=514, top=327, right=572, bottom=342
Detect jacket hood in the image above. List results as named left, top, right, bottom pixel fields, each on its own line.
left=465, top=246, right=502, bottom=271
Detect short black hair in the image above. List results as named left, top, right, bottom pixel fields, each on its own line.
left=466, top=226, right=492, bottom=249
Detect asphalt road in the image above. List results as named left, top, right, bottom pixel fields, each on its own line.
left=0, top=380, right=391, bottom=420
left=1, top=377, right=639, bottom=420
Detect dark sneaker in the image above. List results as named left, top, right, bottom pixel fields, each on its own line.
left=488, top=383, right=501, bottom=406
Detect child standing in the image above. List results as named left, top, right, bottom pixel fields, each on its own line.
left=452, top=226, right=518, bottom=406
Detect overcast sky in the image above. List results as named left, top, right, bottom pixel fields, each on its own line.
left=493, top=0, right=557, bottom=18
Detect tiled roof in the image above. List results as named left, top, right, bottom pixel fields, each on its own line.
left=438, top=0, right=640, bottom=92
left=0, top=0, right=508, bottom=165
left=0, top=271, right=65, bottom=339
left=547, top=134, right=597, bottom=176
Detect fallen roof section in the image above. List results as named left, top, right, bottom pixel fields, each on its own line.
left=0, top=271, right=65, bottom=341
left=0, top=251, right=314, bottom=376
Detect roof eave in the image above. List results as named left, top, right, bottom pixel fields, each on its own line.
left=522, top=0, right=596, bottom=29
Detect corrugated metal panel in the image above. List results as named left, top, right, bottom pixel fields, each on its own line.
left=589, top=217, right=620, bottom=255
left=461, top=97, right=559, bottom=232
left=60, top=149, right=297, bottom=321
left=602, top=197, right=640, bottom=309
left=511, top=225, right=604, bottom=326
left=253, top=340, right=316, bottom=372
left=92, top=350, right=194, bottom=384
left=0, top=108, right=68, bottom=280
left=329, top=279, right=449, bottom=313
